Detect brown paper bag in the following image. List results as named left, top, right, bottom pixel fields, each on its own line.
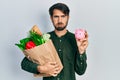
left=23, top=40, right=63, bottom=77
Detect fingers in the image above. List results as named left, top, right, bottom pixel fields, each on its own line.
left=48, top=62, right=60, bottom=70
left=53, top=62, right=61, bottom=72
left=76, top=36, right=88, bottom=42
left=53, top=63, right=61, bottom=76
left=52, top=67, right=61, bottom=77
left=45, top=62, right=61, bottom=77
left=81, top=39, right=89, bottom=50
left=48, top=62, right=57, bottom=65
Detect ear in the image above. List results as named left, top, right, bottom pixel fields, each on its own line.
left=50, top=16, right=53, bottom=21
left=67, top=15, right=70, bottom=19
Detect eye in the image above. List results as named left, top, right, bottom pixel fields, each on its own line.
left=61, top=15, right=66, bottom=18
left=53, top=16, right=59, bottom=18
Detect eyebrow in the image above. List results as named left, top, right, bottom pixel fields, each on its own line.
left=53, top=15, right=66, bottom=17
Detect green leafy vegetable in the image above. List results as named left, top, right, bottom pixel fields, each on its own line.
left=15, top=31, right=50, bottom=51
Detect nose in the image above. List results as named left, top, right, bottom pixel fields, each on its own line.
left=58, top=17, right=62, bottom=23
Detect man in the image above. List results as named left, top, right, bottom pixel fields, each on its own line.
left=21, top=3, right=89, bottom=80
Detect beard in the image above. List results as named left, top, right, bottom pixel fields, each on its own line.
left=55, top=26, right=66, bottom=31
left=54, top=22, right=68, bottom=31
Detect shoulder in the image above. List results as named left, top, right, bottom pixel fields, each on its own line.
left=66, top=31, right=76, bottom=43
left=67, top=31, right=75, bottom=40
left=47, top=31, right=54, bottom=34
left=47, top=31, right=54, bottom=37
left=47, top=31, right=55, bottom=39
left=66, top=31, right=78, bottom=49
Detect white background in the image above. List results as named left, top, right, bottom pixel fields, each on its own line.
left=0, top=0, right=120, bottom=80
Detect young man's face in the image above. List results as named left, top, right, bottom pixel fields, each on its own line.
left=51, top=9, right=69, bottom=31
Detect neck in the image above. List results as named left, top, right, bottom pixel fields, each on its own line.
left=54, top=29, right=67, bottom=37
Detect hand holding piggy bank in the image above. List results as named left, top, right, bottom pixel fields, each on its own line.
left=75, top=29, right=88, bottom=54
left=75, top=29, right=86, bottom=40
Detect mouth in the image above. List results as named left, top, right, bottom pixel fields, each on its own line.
left=57, top=23, right=64, bottom=27
left=58, top=22, right=63, bottom=25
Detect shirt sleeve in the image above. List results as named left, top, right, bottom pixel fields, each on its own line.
left=21, top=57, right=39, bottom=74
left=74, top=51, right=87, bottom=75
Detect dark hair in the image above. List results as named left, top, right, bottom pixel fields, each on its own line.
left=49, top=3, right=70, bottom=16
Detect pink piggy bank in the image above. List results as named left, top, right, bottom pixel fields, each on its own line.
left=75, top=29, right=85, bottom=40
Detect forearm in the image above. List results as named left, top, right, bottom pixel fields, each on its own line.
left=21, top=57, right=39, bottom=74
left=75, top=51, right=87, bottom=75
